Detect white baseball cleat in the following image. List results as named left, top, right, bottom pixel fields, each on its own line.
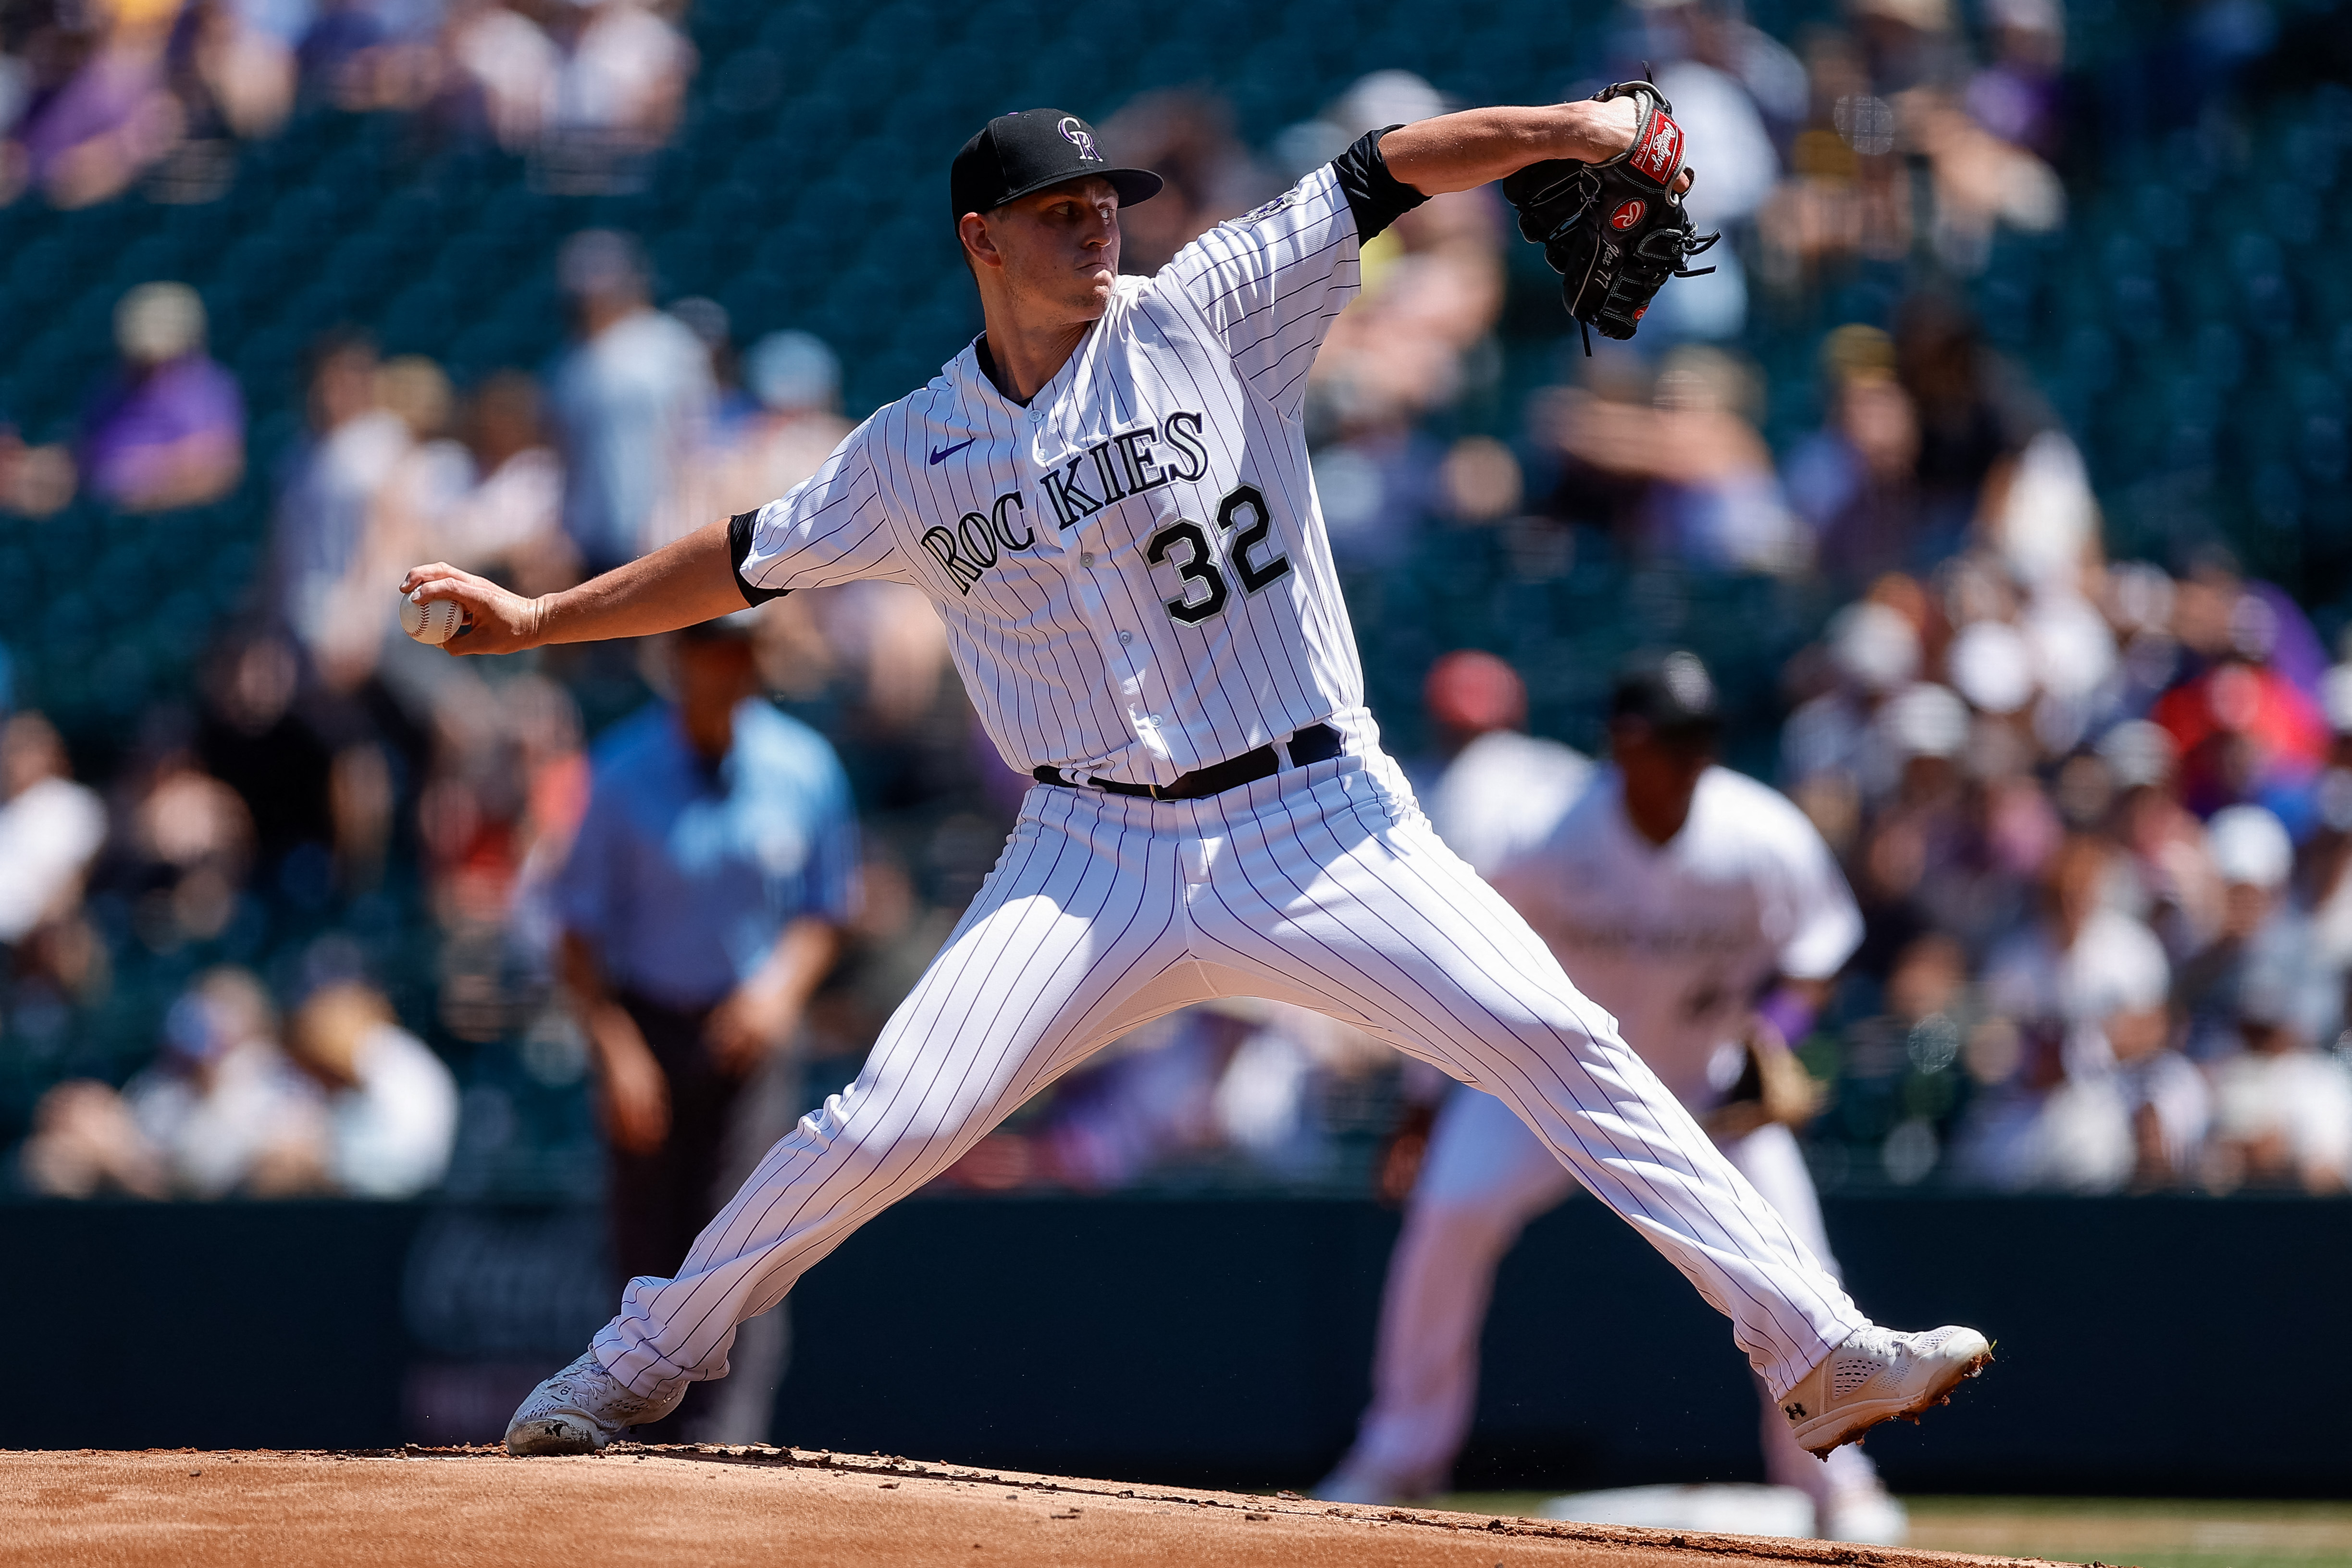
left=1780, top=1324, right=1993, bottom=1458
left=503, top=1350, right=685, bottom=1456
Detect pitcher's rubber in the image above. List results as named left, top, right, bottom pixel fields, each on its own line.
left=6, top=1444, right=2063, bottom=1568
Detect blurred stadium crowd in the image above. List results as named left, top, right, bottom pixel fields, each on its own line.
left=3, top=0, right=2351, bottom=1204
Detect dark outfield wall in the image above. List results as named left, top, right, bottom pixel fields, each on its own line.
left=3, top=1194, right=2341, bottom=1496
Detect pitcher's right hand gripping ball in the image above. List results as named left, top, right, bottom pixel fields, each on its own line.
left=1504, top=80, right=1720, bottom=348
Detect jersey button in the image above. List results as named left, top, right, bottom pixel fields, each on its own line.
left=1080, top=552, right=1096, bottom=567
left=1117, top=631, right=1133, bottom=645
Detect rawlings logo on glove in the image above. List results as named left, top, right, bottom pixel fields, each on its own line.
left=1631, top=111, right=1685, bottom=184
left=1502, top=80, right=1720, bottom=351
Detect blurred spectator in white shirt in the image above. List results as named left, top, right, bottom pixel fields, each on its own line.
left=2100, top=718, right=2223, bottom=962
left=21, top=970, right=456, bottom=1199
left=0, top=711, right=107, bottom=948
left=298, top=353, right=458, bottom=696
left=694, top=330, right=850, bottom=523
left=2176, top=805, right=2340, bottom=1062
left=272, top=332, right=409, bottom=668
left=1639, top=13, right=1784, bottom=343
left=1781, top=596, right=1921, bottom=850
left=21, top=968, right=324, bottom=1199
left=285, top=981, right=458, bottom=1198
left=1982, top=835, right=2170, bottom=1040
left=441, top=0, right=558, bottom=149
left=381, top=368, right=569, bottom=592
left=548, top=229, right=713, bottom=571
left=2105, top=980, right=2210, bottom=1191
left=524, top=0, right=692, bottom=192
left=545, top=0, right=689, bottom=141
left=2204, top=963, right=2352, bottom=1196
left=1956, top=835, right=2167, bottom=1193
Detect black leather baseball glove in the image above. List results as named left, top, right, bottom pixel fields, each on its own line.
left=1502, top=80, right=1720, bottom=351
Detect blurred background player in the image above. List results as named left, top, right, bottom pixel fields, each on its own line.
left=550, top=612, right=857, bottom=1442
left=1319, top=649, right=1905, bottom=1543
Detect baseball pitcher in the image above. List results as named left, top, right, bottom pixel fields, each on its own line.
left=399, top=95, right=1990, bottom=1462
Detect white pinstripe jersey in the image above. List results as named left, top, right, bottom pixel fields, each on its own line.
left=736, top=164, right=1370, bottom=786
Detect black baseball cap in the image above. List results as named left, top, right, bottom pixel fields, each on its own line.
left=950, top=109, right=1163, bottom=227
left=1611, top=649, right=1722, bottom=744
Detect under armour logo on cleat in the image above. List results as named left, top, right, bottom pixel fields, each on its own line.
left=1783, top=1402, right=1806, bottom=1420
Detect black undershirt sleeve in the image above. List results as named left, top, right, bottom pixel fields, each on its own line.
left=1332, top=125, right=1430, bottom=244
left=728, top=509, right=789, bottom=604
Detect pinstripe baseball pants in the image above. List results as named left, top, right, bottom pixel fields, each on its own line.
left=591, top=750, right=1867, bottom=1404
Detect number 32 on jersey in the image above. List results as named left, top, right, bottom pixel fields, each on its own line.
left=1146, top=483, right=1291, bottom=626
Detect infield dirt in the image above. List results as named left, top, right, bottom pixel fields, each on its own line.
left=6, top=1445, right=2067, bottom=1568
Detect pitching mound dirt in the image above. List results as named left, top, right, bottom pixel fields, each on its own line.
left=8, top=1446, right=2061, bottom=1568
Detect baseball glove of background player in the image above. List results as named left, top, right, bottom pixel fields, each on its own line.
left=1503, top=80, right=1720, bottom=351
left=1701, top=1014, right=1827, bottom=1141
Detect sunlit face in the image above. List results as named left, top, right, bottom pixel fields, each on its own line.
left=961, top=175, right=1121, bottom=324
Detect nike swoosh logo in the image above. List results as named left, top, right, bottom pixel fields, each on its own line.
left=929, top=438, right=978, bottom=465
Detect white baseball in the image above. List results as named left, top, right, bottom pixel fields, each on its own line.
left=401, top=593, right=466, bottom=645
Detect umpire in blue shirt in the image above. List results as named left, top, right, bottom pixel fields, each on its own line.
left=552, top=613, right=856, bottom=1432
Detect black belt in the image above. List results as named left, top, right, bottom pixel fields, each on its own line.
left=1034, top=723, right=1343, bottom=802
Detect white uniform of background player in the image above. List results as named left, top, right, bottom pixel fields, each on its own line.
left=408, top=104, right=1987, bottom=1463
left=1320, top=652, right=1904, bottom=1541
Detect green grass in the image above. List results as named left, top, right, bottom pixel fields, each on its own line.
left=1422, top=1493, right=2352, bottom=1568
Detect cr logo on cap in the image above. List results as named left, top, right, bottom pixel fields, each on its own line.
left=1058, top=116, right=1100, bottom=161
left=1610, top=198, right=1646, bottom=230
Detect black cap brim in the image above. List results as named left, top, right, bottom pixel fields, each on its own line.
left=974, top=166, right=1164, bottom=219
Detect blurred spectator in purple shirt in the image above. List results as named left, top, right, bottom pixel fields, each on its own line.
left=0, top=0, right=180, bottom=208
left=1785, top=326, right=1925, bottom=590
left=1964, top=0, right=2067, bottom=158
left=78, top=282, right=246, bottom=512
